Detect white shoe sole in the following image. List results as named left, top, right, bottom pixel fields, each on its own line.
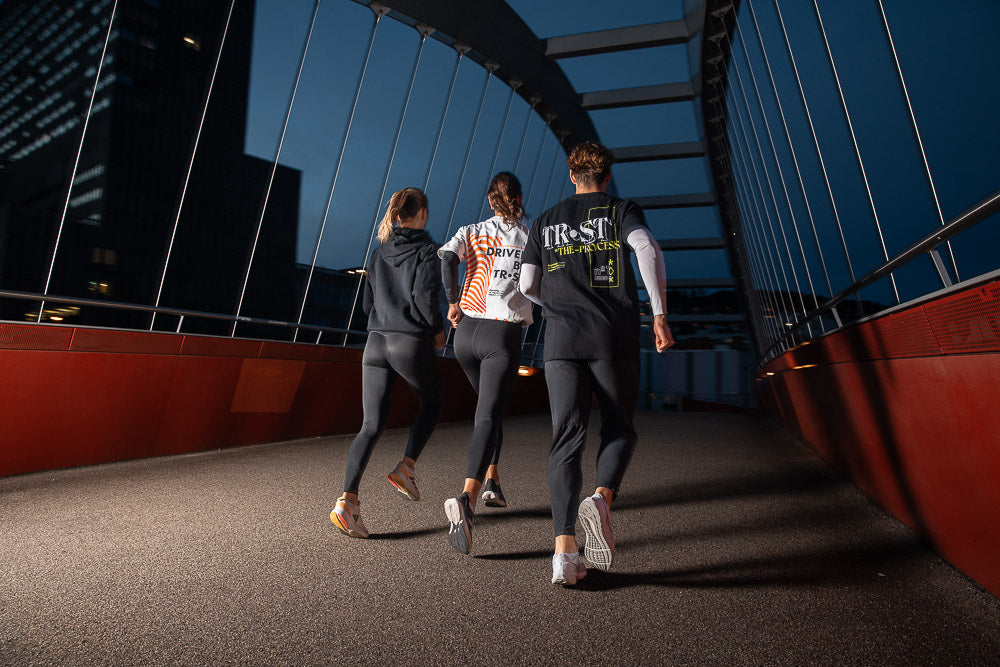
left=444, top=497, right=472, bottom=554
left=578, top=497, right=614, bottom=571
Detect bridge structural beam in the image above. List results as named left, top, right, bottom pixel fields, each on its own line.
left=613, top=141, right=706, bottom=162
left=634, top=193, right=717, bottom=209
left=545, top=20, right=689, bottom=59
left=659, top=237, right=727, bottom=251
left=668, top=278, right=737, bottom=288
left=581, top=82, right=695, bottom=110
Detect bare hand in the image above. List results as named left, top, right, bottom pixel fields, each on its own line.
left=433, top=330, right=447, bottom=351
left=447, top=303, right=463, bottom=328
left=653, top=314, right=674, bottom=353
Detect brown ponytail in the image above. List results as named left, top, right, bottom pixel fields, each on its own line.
left=377, top=187, right=428, bottom=243
left=486, top=171, right=524, bottom=222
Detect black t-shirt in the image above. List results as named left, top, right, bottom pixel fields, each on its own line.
left=522, top=192, right=648, bottom=360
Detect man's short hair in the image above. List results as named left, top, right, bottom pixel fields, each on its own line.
left=567, top=141, right=614, bottom=188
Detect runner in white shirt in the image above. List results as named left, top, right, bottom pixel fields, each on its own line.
left=439, top=172, right=532, bottom=555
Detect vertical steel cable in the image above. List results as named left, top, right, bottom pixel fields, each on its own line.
left=742, top=1, right=826, bottom=320
left=293, top=10, right=382, bottom=342
left=343, top=28, right=429, bottom=342
left=772, top=0, right=853, bottom=323
left=232, top=0, right=321, bottom=335
left=442, top=65, right=495, bottom=241
left=151, top=0, right=235, bottom=331
left=520, top=131, right=548, bottom=214
left=538, top=136, right=566, bottom=214
left=39, top=0, right=119, bottom=322
left=423, top=47, right=467, bottom=191
left=478, top=83, right=519, bottom=220
left=512, top=98, right=539, bottom=175
left=728, top=96, right=792, bottom=341
left=726, top=28, right=809, bottom=330
left=730, top=142, right=784, bottom=344
left=875, top=0, right=959, bottom=282
left=812, top=0, right=899, bottom=303
left=726, top=59, right=798, bottom=328
left=746, top=0, right=834, bottom=312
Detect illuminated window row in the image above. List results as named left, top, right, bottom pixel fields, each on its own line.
left=28, top=20, right=85, bottom=67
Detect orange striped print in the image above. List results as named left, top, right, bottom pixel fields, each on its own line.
left=460, top=233, right=502, bottom=315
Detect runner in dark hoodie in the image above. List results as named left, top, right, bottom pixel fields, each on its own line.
left=331, top=187, right=446, bottom=539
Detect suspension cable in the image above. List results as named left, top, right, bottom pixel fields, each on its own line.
left=293, top=10, right=383, bottom=342
left=40, top=0, right=119, bottom=322
left=151, top=0, right=235, bottom=331
left=232, top=0, right=321, bottom=335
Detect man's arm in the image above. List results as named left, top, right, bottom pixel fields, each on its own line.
left=518, top=263, right=543, bottom=307
left=626, top=227, right=674, bottom=352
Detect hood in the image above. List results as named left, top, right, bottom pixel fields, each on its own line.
left=380, top=225, right=433, bottom=267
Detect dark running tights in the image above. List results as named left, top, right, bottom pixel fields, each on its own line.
left=545, top=357, right=639, bottom=537
left=343, top=331, right=441, bottom=495
left=454, top=317, right=522, bottom=482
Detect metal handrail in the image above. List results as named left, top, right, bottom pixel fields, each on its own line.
left=760, top=188, right=1000, bottom=363
left=0, top=287, right=367, bottom=341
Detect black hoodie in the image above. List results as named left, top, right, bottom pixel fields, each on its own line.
left=363, top=226, right=443, bottom=337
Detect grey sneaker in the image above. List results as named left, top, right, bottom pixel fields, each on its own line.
left=579, top=493, right=615, bottom=571
left=388, top=460, right=420, bottom=501
left=551, top=551, right=587, bottom=586
left=444, top=492, right=474, bottom=555
left=481, top=478, right=507, bottom=508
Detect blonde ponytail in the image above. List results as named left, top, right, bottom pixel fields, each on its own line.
left=377, top=187, right=429, bottom=243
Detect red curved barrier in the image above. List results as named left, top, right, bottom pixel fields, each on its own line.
left=0, top=324, right=548, bottom=478
left=756, top=276, right=1000, bottom=597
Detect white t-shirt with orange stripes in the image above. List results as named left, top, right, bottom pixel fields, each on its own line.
left=438, top=215, right=533, bottom=325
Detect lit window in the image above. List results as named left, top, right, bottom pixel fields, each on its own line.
left=183, top=34, right=201, bottom=51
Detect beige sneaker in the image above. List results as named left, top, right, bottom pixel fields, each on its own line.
left=388, top=460, right=420, bottom=501
left=331, top=495, right=369, bottom=538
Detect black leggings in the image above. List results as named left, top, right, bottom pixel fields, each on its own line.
left=545, top=357, right=639, bottom=536
left=454, top=317, right=522, bottom=482
left=343, top=331, right=442, bottom=495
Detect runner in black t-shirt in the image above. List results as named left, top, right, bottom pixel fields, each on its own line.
left=520, top=141, right=674, bottom=585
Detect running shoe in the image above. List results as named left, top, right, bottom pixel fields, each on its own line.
left=444, top=492, right=475, bottom=555
left=551, top=551, right=587, bottom=586
left=578, top=493, right=615, bottom=571
left=388, top=460, right=420, bottom=501
left=330, top=495, right=369, bottom=539
left=481, top=478, right=507, bottom=508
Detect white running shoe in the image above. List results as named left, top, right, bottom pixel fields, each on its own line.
left=481, top=478, right=508, bottom=508
left=331, top=495, right=369, bottom=538
left=579, top=493, right=615, bottom=571
left=551, top=551, right=587, bottom=586
left=444, top=492, right=474, bottom=555
left=388, top=460, right=420, bottom=501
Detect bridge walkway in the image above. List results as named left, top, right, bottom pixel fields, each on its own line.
left=2, top=412, right=998, bottom=664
